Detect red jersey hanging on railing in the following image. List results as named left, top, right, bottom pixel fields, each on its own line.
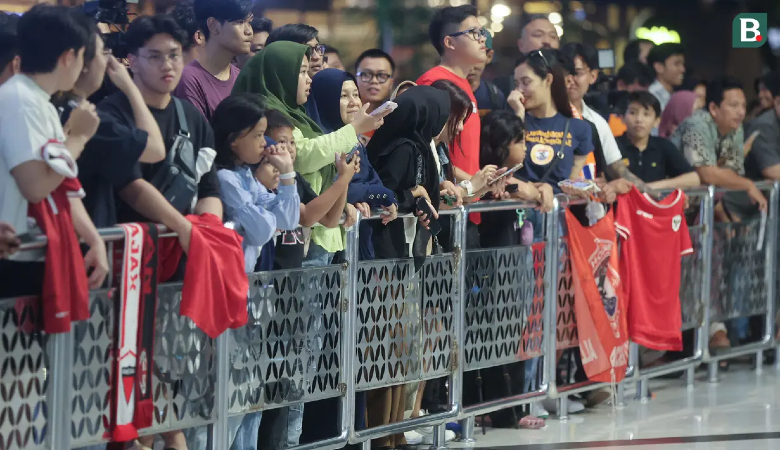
left=564, top=208, right=629, bottom=383
left=615, top=188, right=693, bottom=352
left=158, top=213, right=249, bottom=338
left=27, top=177, right=90, bottom=333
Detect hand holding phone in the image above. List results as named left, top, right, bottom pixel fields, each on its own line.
left=345, top=146, right=360, bottom=164
left=416, top=197, right=441, bottom=236
left=489, top=163, right=524, bottom=186
left=369, top=101, right=398, bottom=117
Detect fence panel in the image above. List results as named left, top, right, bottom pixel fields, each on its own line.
left=354, top=254, right=457, bottom=391
left=146, top=283, right=216, bottom=434
left=710, top=219, right=768, bottom=323
left=463, top=244, right=545, bottom=372
left=556, top=237, right=578, bottom=350
left=0, top=296, right=49, bottom=450
left=228, top=266, right=344, bottom=415
left=70, top=291, right=114, bottom=447
left=680, top=225, right=705, bottom=330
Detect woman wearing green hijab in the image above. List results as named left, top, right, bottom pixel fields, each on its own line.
left=233, top=41, right=387, bottom=265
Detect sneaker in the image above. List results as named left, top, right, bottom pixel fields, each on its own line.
left=404, top=430, right=425, bottom=445
left=585, top=389, right=612, bottom=408
left=421, top=430, right=456, bottom=444
left=567, top=399, right=585, bottom=414
left=531, top=401, right=549, bottom=419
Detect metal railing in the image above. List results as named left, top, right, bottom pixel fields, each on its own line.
left=0, top=183, right=778, bottom=450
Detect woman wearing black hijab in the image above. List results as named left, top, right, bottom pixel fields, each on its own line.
left=367, top=85, right=450, bottom=260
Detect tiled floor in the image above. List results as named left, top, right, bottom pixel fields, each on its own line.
left=451, top=363, right=780, bottom=450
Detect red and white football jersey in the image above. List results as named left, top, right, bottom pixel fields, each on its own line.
left=615, top=187, right=693, bottom=351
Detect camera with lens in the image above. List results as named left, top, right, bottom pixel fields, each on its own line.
left=83, top=0, right=135, bottom=59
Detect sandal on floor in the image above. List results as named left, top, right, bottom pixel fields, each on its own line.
left=518, top=415, right=545, bottom=430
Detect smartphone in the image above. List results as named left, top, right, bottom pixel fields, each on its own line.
left=15, top=233, right=35, bottom=245
left=345, top=146, right=360, bottom=164
left=442, top=194, right=457, bottom=206
left=597, top=49, right=615, bottom=70
left=416, top=197, right=441, bottom=236
left=558, top=180, right=596, bottom=191
left=369, top=101, right=398, bottom=117
left=488, top=163, right=524, bottom=186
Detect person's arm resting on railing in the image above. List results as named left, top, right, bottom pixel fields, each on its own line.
left=119, top=179, right=193, bottom=252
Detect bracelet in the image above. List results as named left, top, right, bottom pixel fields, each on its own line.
left=459, top=180, right=474, bottom=197
left=279, top=172, right=296, bottom=180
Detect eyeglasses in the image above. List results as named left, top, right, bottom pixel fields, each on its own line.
left=448, top=27, right=489, bottom=42
left=528, top=49, right=551, bottom=71
left=357, top=70, right=392, bottom=84
left=309, top=44, right=326, bottom=55
left=138, top=51, right=183, bottom=67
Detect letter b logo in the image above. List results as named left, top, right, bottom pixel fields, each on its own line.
left=733, top=13, right=767, bottom=48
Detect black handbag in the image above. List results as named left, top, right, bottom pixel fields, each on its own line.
left=149, top=98, right=199, bottom=213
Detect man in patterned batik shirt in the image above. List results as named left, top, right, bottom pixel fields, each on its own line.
left=670, top=75, right=767, bottom=354
left=670, top=76, right=766, bottom=210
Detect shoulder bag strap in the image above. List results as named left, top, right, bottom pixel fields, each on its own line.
left=173, top=97, right=190, bottom=138
left=539, top=119, right=571, bottom=183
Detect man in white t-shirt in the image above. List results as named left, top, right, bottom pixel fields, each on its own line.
left=0, top=4, right=100, bottom=295
left=562, top=42, right=653, bottom=193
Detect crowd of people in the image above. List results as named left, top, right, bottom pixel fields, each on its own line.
left=0, top=1, right=777, bottom=450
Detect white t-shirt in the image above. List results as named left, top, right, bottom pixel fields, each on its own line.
left=581, top=102, right=623, bottom=166
left=0, top=74, right=66, bottom=239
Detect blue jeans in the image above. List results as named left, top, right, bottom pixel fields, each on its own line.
left=186, top=411, right=262, bottom=450
left=302, top=243, right=334, bottom=268
left=727, top=260, right=750, bottom=341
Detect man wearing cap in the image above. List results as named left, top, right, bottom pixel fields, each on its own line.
left=467, top=32, right=508, bottom=116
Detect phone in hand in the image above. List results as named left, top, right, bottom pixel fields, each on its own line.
left=369, top=101, right=398, bottom=117
left=15, top=233, right=34, bottom=246
left=558, top=179, right=597, bottom=191
left=345, top=146, right=360, bottom=164
left=489, top=163, right=524, bottom=186
left=416, top=197, right=441, bottom=236
left=442, top=194, right=457, bottom=206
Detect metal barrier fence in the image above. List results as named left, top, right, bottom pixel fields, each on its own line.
left=1, top=183, right=778, bottom=450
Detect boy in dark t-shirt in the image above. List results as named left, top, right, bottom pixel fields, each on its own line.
left=616, top=92, right=699, bottom=189
left=261, top=110, right=356, bottom=269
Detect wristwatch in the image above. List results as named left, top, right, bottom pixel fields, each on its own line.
left=459, top=180, right=474, bottom=197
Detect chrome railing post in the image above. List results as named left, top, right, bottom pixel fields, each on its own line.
left=761, top=183, right=778, bottom=367
left=210, top=332, right=230, bottom=449
left=543, top=198, right=560, bottom=400
left=452, top=206, right=467, bottom=415
left=48, top=330, right=74, bottom=450
left=344, top=212, right=360, bottom=444
left=701, top=186, right=718, bottom=383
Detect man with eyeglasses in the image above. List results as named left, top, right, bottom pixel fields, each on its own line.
left=417, top=5, right=488, bottom=205
left=266, top=23, right=326, bottom=77
left=99, top=15, right=220, bottom=249
left=173, top=0, right=254, bottom=121
left=355, top=48, right=396, bottom=114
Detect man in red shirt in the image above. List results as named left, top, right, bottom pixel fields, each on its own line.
left=417, top=5, right=487, bottom=190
